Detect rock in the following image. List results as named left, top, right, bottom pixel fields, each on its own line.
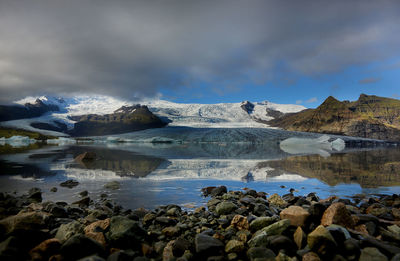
left=321, top=202, right=355, bottom=228
left=29, top=238, right=61, bottom=261
left=249, top=216, right=278, bottom=232
left=60, top=234, right=105, bottom=260
left=392, top=208, right=400, bottom=220
left=162, top=226, right=181, bottom=237
left=77, top=255, right=106, bottom=261
left=366, top=203, right=390, bottom=217
left=162, top=240, right=175, bottom=261
left=268, top=194, right=288, bottom=208
left=155, top=217, right=177, bottom=226
left=55, top=221, right=84, bottom=243
left=172, top=238, right=190, bottom=257
left=201, top=187, right=217, bottom=197
left=230, top=215, right=249, bottom=230
left=28, top=188, right=42, bottom=203
left=80, top=191, right=89, bottom=197
left=84, top=219, right=110, bottom=234
left=302, top=252, right=321, bottom=261
left=343, top=238, right=360, bottom=261
left=215, top=202, right=237, bottom=215
left=50, top=187, right=58, bottom=192
left=85, top=231, right=107, bottom=247
left=280, top=206, right=310, bottom=227
left=247, top=247, right=276, bottom=261
left=387, top=224, right=400, bottom=235
left=326, top=224, right=351, bottom=242
left=269, top=235, right=296, bottom=256
left=60, top=179, right=79, bottom=188
left=225, top=240, right=244, bottom=253
left=104, top=181, right=120, bottom=190
left=261, top=219, right=291, bottom=236
left=360, top=236, right=400, bottom=257
left=248, top=231, right=269, bottom=248
left=210, top=186, right=227, bottom=197
left=307, top=225, right=337, bottom=257
left=107, top=250, right=136, bottom=261
left=0, top=236, right=22, bottom=260
left=0, top=211, right=50, bottom=234
left=106, top=216, right=146, bottom=249
left=392, top=254, right=400, bottom=261
left=195, top=234, right=224, bottom=256
left=46, top=204, right=68, bottom=218
left=73, top=196, right=91, bottom=207
left=75, top=152, right=97, bottom=162
left=359, top=247, right=388, bottom=261
left=294, top=226, right=306, bottom=249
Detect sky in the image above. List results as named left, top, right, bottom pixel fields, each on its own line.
left=0, top=0, right=399, bottom=107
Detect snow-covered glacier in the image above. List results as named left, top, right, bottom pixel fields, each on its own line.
left=1, top=95, right=306, bottom=135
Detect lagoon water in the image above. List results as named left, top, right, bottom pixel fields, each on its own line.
left=1, top=128, right=400, bottom=210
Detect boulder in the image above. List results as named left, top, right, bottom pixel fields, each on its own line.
left=195, top=234, right=224, bottom=256
left=225, top=240, right=245, bottom=253
left=307, top=225, right=337, bottom=257
left=215, top=202, right=237, bottom=215
left=293, top=226, right=306, bottom=249
left=280, top=206, right=310, bottom=227
left=60, top=234, right=105, bottom=260
left=55, top=221, right=84, bottom=243
left=261, top=219, right=291, bottom=236
left=60, top=179, right=79, bottom=188
left=321, top=203, right=355, bottom=228
left=268, top=194, right=288, bottom=208
left=230, top=215, right=249, bottom=230
left=302, top=252, right=321, bottom=261
left=246, top=247, right=275, bottom=261
left=106, top=216, right=146, bottom=249
left=249, top=216, right=278, bottom=232
left=29, top=238, right=61, bottom=261
left=0, top=211, right=50, bottom=234
left=359, top=247, right=388, bottom=261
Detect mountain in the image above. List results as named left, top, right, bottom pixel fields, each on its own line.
left=0, top=95, right=306, bottom=136
left=268, top=94, right=400, bottom=141
left=0, top=98, right=60, bottom=122
left=68, top=105, right=166, bottom=136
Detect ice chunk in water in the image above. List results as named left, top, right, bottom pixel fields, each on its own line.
left=46, top=137, right=76, bottom=145
left=279, top=135, right=345, bottom=157
left=331, top=138, right=345, bottom=151
left=4, top=136, right=36, bottom=147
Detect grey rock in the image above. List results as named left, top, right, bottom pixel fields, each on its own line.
left=106, top=216, right=146, bottom=249
left=61, top=234, right=105, bottom=260
left=195, top=234, right=224, bottom=255
left=55, top=220, right=84, bottom=243
left=215, top=202, right=237, bottom=215
left=247, top=247, right=276, bottom=261
left=104, top=181, right=120, bottom=190
left=249, top=216, right=278, bottom=232
left=359, top=247, right=388, bottom=261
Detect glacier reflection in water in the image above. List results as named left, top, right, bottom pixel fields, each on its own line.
left=1, top=138, right=400, bottom=209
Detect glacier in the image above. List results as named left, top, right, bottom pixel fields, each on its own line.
left=2, top=95, right=306, bottom=135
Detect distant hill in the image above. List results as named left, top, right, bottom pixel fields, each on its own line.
left=268, top=94, right=400, bottom=141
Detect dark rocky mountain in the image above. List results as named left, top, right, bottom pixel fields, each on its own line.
left=268, top=94, right=400, bottom=141
left=0, top=99, right=60, bottom=121
left=68, top=105, right=167, bottom=136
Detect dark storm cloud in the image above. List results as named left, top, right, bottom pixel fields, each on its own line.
left=0, top=0, right=399, bottom=102
left=359, top=77, right=382, bottom=84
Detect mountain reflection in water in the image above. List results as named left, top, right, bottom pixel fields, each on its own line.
left=265, top=148, right=400, bottom=188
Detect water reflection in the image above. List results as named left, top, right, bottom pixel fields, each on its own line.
left=265, top=148, right=400, bottom=188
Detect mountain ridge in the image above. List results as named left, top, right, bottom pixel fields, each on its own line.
left=268, top=94, right=400, bottom=141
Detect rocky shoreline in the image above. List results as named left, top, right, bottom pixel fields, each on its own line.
left=0, top=186, right=399, bottom=261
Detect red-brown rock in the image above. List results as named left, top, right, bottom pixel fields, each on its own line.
left=321, top=203, right=355, bottom=228
left=280, top=206, right=310, bottom=227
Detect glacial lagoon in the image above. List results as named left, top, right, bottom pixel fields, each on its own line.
left=1, top=128, right=400, bottom=210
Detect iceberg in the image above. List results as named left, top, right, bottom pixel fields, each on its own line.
left=3, top=135, right=36, bottom=147
left=46, top=137, right=76, bottom=145
left=279, top=135, right=345, bottom=157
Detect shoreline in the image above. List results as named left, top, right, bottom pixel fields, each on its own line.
left=0, top=186, right=399, bottom=260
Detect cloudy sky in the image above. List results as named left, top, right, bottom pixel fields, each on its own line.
left=0, top=0, right=399, bottom=106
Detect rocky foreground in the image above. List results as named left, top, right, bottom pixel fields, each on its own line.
left=0, top=186, right=400, bottom=261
